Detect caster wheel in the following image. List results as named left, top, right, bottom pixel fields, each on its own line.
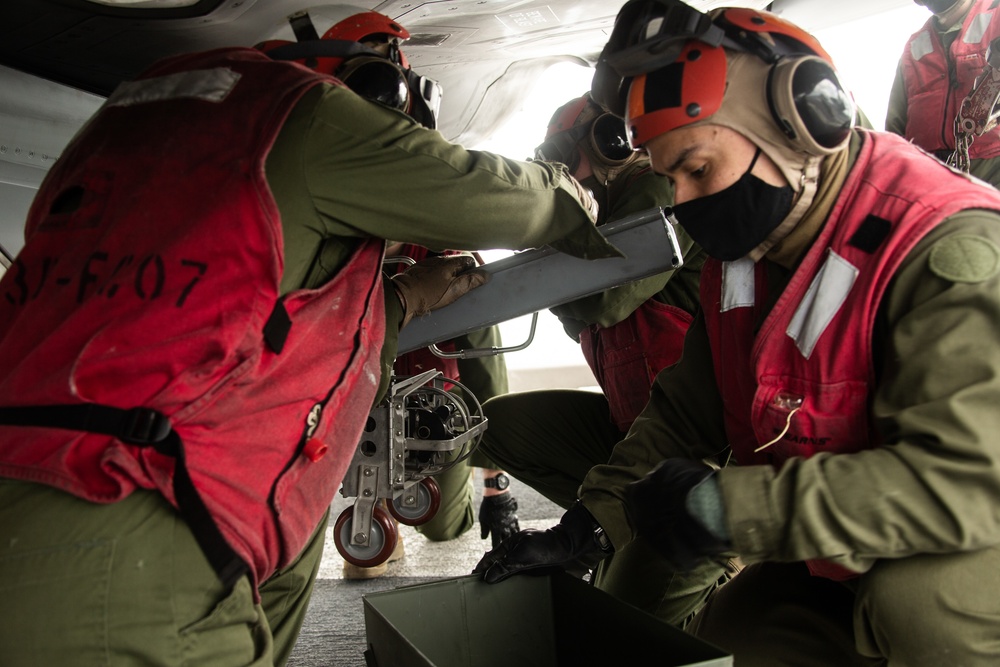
left=334, top=503, right=398, bottom=567
left=387, top=477, right=441, bottom=526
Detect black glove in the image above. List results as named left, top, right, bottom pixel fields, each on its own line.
left=478, top=493, right=520, bottom=548
left=625, top=458, right=732, bottom=571
left=473, top=502, right=613, bottom=583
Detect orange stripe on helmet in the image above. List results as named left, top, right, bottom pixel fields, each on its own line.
left=626, top=41, right=727, bottom=148
left=720, top=7, right=834, bottom=64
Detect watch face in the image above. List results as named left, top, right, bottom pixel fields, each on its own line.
left=488, top=474, right=510, bottom=490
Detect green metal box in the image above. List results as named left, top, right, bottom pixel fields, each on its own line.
left=363, top=573, right=733, bottom=667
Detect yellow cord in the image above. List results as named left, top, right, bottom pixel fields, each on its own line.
left=754, top=407, right=801, bottom=453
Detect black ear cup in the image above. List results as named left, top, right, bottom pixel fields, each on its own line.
left=337, top=56, right=410, bottom=112
left=590, top=113, right=633, bottom=162
left=766, top=55, right=855, bottom=155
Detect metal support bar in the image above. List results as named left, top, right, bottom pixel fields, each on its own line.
left=397, top=207, right=683, bottom=354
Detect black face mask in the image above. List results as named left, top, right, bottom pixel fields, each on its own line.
left=917, top=0, right=959, bottom=15
left=669, top=148, right=794, bottom=262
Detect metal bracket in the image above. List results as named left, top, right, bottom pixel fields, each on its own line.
left=349, top=465, right=379, bottom=548
left=428, top=312, right=539, bottom=359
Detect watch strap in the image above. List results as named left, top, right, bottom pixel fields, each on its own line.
left=484, top=474, right=509, bottom=489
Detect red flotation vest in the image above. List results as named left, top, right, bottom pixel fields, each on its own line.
left=0, top=48, right=386, bottom=589
left=702, top=130, right=1000, bottom=579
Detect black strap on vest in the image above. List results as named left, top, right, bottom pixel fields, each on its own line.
left=0, top=404, right=249, bottom=589
left=264, top=300, right=292, bottom=354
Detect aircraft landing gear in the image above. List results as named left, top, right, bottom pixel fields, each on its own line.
left=335, top=370, right=487, bottom=569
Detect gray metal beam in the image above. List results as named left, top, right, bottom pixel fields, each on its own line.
left=397, top=207, right=683, bottom=355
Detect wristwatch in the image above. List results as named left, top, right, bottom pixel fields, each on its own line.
left=484, top=473, right=510, bottom=491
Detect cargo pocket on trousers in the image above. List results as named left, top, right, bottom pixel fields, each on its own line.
left=0, top=539, right=114, bottom=666
left=179, top=575, right=272, bottom=666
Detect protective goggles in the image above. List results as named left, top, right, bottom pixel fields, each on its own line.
left=601, top=0, right=726, bottom=79
left=534, top=113, right=633, bottom=167
left=337, top=56, right=410, bottom=112
left=341, top=57, right=442, bottom=129
left=405, top=69, right=443, bottom=130
left=266, top=38, right=442, bottom=129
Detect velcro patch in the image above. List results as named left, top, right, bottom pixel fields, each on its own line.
left=928, top=235, right=1000, bottom=283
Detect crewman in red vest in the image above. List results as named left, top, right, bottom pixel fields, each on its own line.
left=477, top=3, right=1000, bottom=664
left=887, top=0, right=1000, bottom=186
left=476, top=92, right=719, bottom=626
left=0, top=8, right=612, bottom=666
left=265, top=12, right=522, bottom=581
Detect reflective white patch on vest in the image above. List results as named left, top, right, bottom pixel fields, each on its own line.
left=786, top=250, right=859, bottom=359
left=107, top=68, right=242, bottom=108
left=911, top=31, right=934, bottom=60
left=964, top=11, right=992, bottom=44
left=720, top=257, right=756, bottom=312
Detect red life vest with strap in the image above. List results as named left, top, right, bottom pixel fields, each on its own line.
left=579, top=300, right=692, bottom=431
left=702, top=129, right=1000, bottom=580
left=900, top=0, right=1000, bottom=158
left=0, top=48, right=386, bottom=589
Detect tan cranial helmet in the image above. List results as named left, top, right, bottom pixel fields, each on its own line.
left=617, top=6, right=854, bottom=157
left=594, top=2, right=857, bottom=252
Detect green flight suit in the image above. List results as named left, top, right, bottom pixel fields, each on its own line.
left=578, top=131, right=1000, bottom=665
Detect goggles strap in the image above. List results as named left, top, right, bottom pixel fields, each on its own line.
left=288, top=11, right=321, bottom=42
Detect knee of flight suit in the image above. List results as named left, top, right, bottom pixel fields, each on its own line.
left=854, top=548, right=1000, bottom=666
left=414, top=460, right=474, bottom=541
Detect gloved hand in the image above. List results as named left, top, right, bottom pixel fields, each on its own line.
left=478, top=493, right=520, bottom=548
left=625, top=458, right=732, bottom=571
left=473, top=502, right=612, bottom=583
left=391, top=254, right=489, bottom=327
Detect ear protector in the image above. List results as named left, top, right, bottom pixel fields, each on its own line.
left=721, top=7, right=854, bottom=155
left=764, top=53, right=855, bottom=155
left=535, top=113, right=633, bottom=168
left=262, top=39, right=410, bottom=110
left=257, top=12, right=442, bottom=130
left=612, top=3, right=855, bottom=155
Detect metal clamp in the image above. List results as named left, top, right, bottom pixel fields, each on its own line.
left=948, top=36, right=1000, bottom=173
